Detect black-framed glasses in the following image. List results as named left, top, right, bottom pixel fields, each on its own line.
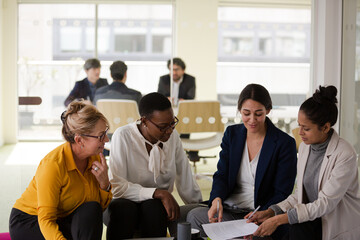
left=147, top=116, right=179, bottom=132
left=81, top=127, right=109, bottom=142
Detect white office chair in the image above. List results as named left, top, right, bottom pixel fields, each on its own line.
left=176, top=100, right=225, bottom=174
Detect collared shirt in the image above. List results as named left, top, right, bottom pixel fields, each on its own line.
left=109, top=122, right=202, bottom=204
left=172, top=77, right=183, bottom=106
left=13, top=142, right=112, bottom=240
left=87, top=78, right=96, bottom=101
left=224, top=141, right=259, bottom=210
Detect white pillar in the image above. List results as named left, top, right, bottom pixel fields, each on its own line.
left=340, top=0, right=357, bottom=144
left=1, top=0, right=18, bottom=144
left=175, top=0, right=218, bottom=100
left=311, top=0, right=343, bottom=131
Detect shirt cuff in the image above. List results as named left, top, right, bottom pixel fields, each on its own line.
left=287, top=208, right=299, bottom=224
left=269, top=204, right=284, bottom=215
left=139, top=187, right=156, bottom=201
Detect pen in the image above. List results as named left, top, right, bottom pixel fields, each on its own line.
left=248, top=205, right=261, bottom=219
left=216, top=199, right=220, bottom=222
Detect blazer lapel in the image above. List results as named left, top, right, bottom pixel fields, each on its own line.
left=229, top=125, right=246, bottom=187
left=297, top=144, right=309, bottom=203
left=318, top=130, right=338, bottom=190
left=255, top=120, right=277, bottom=193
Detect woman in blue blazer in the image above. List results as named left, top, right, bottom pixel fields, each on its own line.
left=187, top=84, right=297, bottom=240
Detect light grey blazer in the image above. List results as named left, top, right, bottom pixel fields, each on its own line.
left=277, top=130, right=360, bottom=240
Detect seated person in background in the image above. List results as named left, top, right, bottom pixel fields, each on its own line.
left=157, top=57, right=198, bottom=161
left=93, top=60, right=142, bottom=105
left=9, top=101, right=112, bottom=240
left=157, top=57, right=195, bottom=106
left=103, top=92, right=202, bottom=240
left=246, top=85, right=360, bottom=240
left=187, top=84, right=297, bottom=240
left=64, top=58, right=108, bottom=106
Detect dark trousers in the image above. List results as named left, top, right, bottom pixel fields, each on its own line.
left=9, top=201, right=103, bottom=240
left=282, top=218, right=322, bottom=240
left=103, top=198, right=167, bottom=240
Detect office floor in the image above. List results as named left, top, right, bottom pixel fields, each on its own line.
left=0, top=141, right=219, bottom=235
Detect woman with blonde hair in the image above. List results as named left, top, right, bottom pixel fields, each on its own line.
left=9, top=101, right=112, bottom=240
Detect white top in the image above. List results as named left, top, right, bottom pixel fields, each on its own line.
left=109, top=122, right=202, bottom=204
left=224, top=142, right=259, bottom=209
left=172, top=77, right=183, bottom=106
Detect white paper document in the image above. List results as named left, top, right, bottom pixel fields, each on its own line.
left=202, top=219, right=258, bottom=240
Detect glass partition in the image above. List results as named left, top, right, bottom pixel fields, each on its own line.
left=18, top=3, right=173, bottom=140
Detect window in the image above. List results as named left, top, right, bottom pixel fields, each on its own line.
left=18, top=3, right=173, bottom=140
left=217, top=7, right=311, bottom=134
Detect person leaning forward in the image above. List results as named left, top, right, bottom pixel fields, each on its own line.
left=9, top=101, right=112, bottom=240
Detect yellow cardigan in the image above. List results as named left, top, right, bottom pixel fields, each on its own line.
left=13, top=142, right=112, bottom=240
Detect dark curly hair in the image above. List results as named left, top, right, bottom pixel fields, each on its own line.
left=300, top=85, right=338, bottom=128
left=138, top=92, right=171, bottom=118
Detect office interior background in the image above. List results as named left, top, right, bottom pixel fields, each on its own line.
left=0, top=0, right=359, bottom=233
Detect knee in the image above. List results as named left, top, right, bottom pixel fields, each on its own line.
left=186, top=207, right=208, bottom=227
left=141, top=199, right=166, bottom=216
left=77, top=202, right=102, bottom=224
left=106, top=199, right=138, bottom=221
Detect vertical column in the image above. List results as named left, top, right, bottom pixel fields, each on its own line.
left=1, top=0, right=17, bottom=144
left=340, top=0, right=357, bottom=144
left=311, top=0, right=343, bottom=131
left=175, top=0, right=218, bottom=100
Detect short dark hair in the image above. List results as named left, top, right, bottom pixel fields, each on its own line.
left=138, top=92, right=171, bottom=117
left=167, top=58, right=186, bottom=70
left=237, top=84, right=272, bottom=111
left=300, top=85, right=338, bottom=128
left=83, top=58, right=101, bottom=71
left=110, top=61, right=127, bottom=81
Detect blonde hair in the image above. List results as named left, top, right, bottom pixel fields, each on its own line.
left=61, top=101, right=109, bottom=143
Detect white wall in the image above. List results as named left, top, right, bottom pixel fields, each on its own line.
left=1, top=0, right=17, bottom=144
left=176, top=0, right=218, bottom=100
left=0, top=0, right=4, bottom=146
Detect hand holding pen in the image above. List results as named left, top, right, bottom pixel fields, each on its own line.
left=208, top=197, right=223, bottom=223
left=245, top=207, right=275, bottom=225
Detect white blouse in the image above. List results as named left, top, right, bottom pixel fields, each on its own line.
left=224, top=141, right=259, bottom=209
left=108, top=122, right=202, bottom=204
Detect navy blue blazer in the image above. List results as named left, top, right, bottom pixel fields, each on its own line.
left=157, top=73, right=196, bottom=100
left=93, top=81, right=142, bottom=105
left=64, top=78, right=108, bottom=106
left=209, top=118, right=297, bottom=211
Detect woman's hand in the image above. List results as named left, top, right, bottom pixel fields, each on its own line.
left=153, top=189, right=180, bottom=221
left=91, top=153, right=110, bottom=191
left=208, top=197, right=223, bottom=223
left=253, top=214, right=288, bottom=237
left=245, top=209, right=274, bottom=224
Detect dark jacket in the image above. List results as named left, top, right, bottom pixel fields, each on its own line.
left=64, top=78, right=108, bottom=106
left=210, top=118, right=297, bottom=210
left=93, top=81, right=142, bottom=105
left=157, top=73, right=196, bottom=100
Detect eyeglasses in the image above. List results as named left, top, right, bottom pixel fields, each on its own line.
left=147, top=116, right=179, bottom=132
left=81, top=127, right=109, bottom=142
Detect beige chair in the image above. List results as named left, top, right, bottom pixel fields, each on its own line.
left=292, top=127, right=302, bottom=152
left=96, top=99, right=140, bottom=148
left=176, top=100, right=225, bottom=173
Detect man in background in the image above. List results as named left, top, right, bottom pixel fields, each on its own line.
left=157, top=57, right=196, bottom=106
left=157, top=57, right=199, bottom=162
left=93, top=60, right=142, bottom=105
left=64, top=58, right=108, bottom=106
